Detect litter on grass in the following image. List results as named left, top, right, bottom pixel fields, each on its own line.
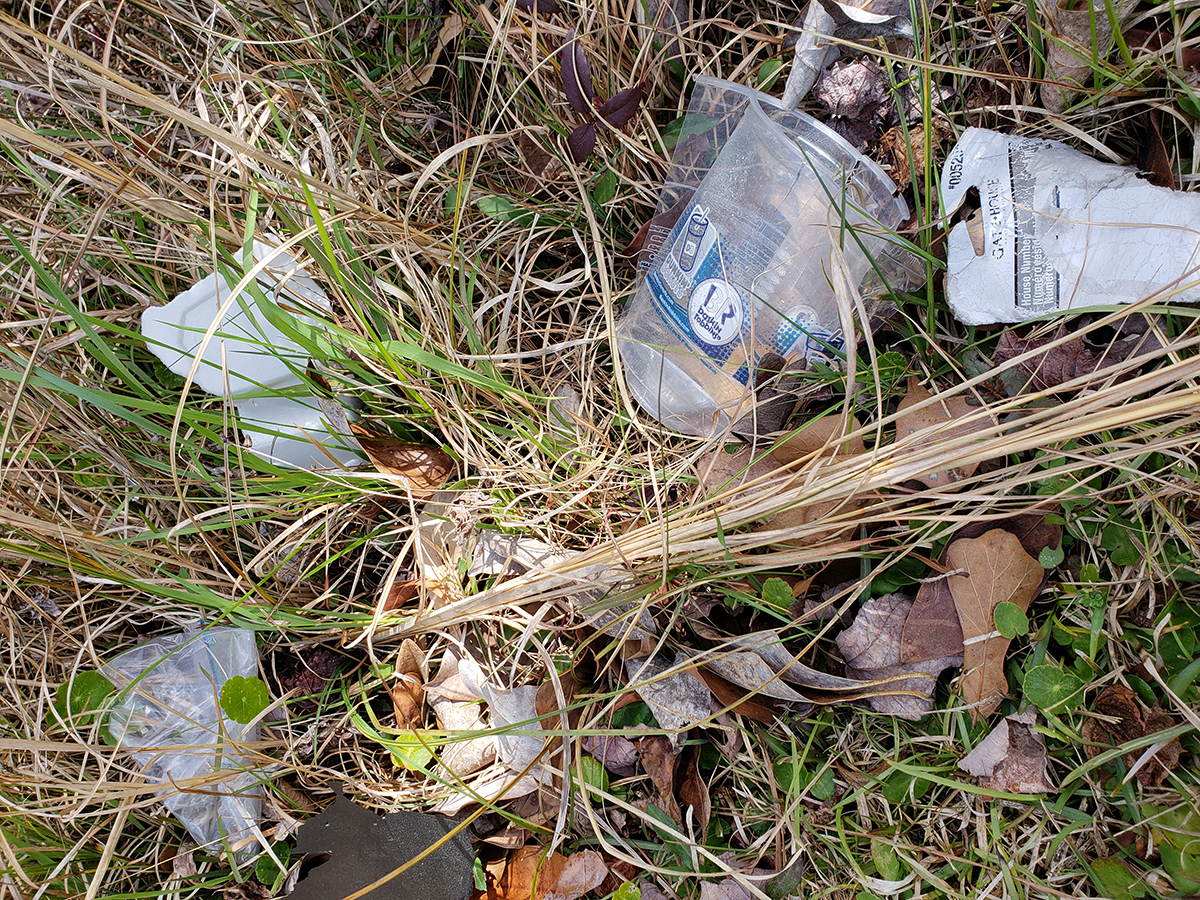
left=141, top=241, right=362, bottom=469
left=618, top=76, right=924, bottom=436
left=103, top=625, right=263, bottom=859
left=942, top=127, right=1200, bottom=324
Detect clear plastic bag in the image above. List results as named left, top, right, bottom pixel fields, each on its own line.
left=103, top=625, right=262, bottom=858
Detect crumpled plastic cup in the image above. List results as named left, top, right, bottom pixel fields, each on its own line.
left=141, top=242, right=362, bottom=469
left=617, top=77, right=925, bottom=436
left=103, top=626, right=262, bottom=858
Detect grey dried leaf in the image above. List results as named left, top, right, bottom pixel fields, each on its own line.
left=626, top=653, right=712, bottom=741
left=582, top=733, right=641, bottom=778
left=959, top=708, right=1055, bottom=793
left=837, top=593, right=962, bottom=720
left=699, top=650, right=813, bottom=704
left=516, top=0, right=561, bottom=12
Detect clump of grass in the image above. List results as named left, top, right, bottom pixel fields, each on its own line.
left=0, top=0, right=1198, bottom=897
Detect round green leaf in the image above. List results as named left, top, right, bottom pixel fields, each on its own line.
left=761, top=577, right=793, bottom=611
left=54, top=671, right=115, bottom=726
left=994, top=601, right=1030, bottom=639
left=220, top=675, right=270, bottom=725
left=1024, top=664, right=1084, bottom=711
left=1038, top=545, right=1065, bottom=569
left=578, top=755, right=610, bottom=794
left=614, top=881, right=642, bottom=900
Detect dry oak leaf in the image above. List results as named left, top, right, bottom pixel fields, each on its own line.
left=389, top=638, right=427, bottom=729
left=958, top=708, right=1055, bottom=793
left=476, top=845, right=607, bottom=900
left=837, top=592, right=963, bottom=720
left=1082, top=684, right=1181, bottom=787
left=349, top=423, right=454, bottom=497
left=894, top=377, right=997, bottom=488
left=675, top=741, right=711, bottom=831
left=900, top=565, right=963, bottom=665
left=636, top=734, right=682, bottom=823
left=946, top=531, right=1043, bottom=721
left=904, top=510, right=1062, bottom=664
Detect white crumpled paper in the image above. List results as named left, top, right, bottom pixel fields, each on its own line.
left=941, top=127, right=1200, bottom=325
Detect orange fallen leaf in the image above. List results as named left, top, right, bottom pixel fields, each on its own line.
left=476, top=846, right=607, bottom=900
left=945, top=531, right=1043, bottom=720
left=389, top=638, right=426, bottom=729
left=350, top=423, right=455, bottom=497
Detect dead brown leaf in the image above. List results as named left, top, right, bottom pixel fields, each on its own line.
left=993, top=315, right=1164, bottom=392
left=837, top=593, right=963, bottom=720
left=675, top=742, right=711, bottom=831
left=693, top=667, right=784, bottom=724
left=636, top=735, right=682, bottom=823
left=1082, top=684, right=1181, bottom=787
left=879, top=118, right=953, bottom=190
left=946, top=531, right=1043, bottom=720
left=894, top=377, right=996, bottom=488
left=769, top=414, right=865, bottom=464
left=700, top=650, right=813, bottom=705
left=582, top=733, right=641, bottom=778
left=904, top=510, right=1061, bottom=665
left=958, top=708, right=1055, bottom=793
left=957, top=509, right=1063, bottom=565
left=390, top=638, right=426, bottom=729
left=476, top=846, right=607, bottom=900
left=900, top=570, right=964, bottom=665
left=349, top=422, right=455, bottom=496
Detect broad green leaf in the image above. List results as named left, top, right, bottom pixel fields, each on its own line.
left=994, top=601, right=1030, bottom=639
left=1089, top=857, right=1145, bottom=900
left=578, top=755, right=610, bottom=794
left=255, top=842, right=292, bottom=893
left=761, top=577, right=793, bottom=611
left=614, top=881, right=641, bottom=900
left=220, top=675, right=270, bottom=724
left=54, top=671, right=116, bottom=727
left=1023, top=664, right=1084, bottom=711
left=1038, top=545, right=1065, bottom=568
left=592, top=168, right=619, bottom=206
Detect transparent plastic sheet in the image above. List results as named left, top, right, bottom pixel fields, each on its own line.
left=620, top=77, right=925, bottom=435
left=103, top=626, right=262, bottom=859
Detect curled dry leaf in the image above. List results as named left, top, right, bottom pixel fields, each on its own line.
left=1082, top=684, right=1181, bottom=787
left=558, top=28, right=593, bottom=117
left=993, top=315, right=1164, bottom=392
left=478, top=845, right=607, bottom=900
left=699, top=649, right=813, bottom=705
left=894, top=377, right=996, bottom=488
left=390, top=639, right=427, bottom=730
left=694, top=667, right=783, bottom=724
left=349, top=423, right=454, bottom=497
left=1037, top=0, right=1136, bottom=113
left=945, top=531, right=1044, bottom=721
left=637, top=734, right=681, bottom=823
left=675, top=742, right=711, bottom=831
left=581, top=733, right=640, bottom=778
left=959, top=708, right=1055, bottom=793
left=837, top=593, right=962, bottom=720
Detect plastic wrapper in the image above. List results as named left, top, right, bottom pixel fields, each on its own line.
left=942, top=127, right=1200, bottom=324
left=103, top=626, right=262, bottom=857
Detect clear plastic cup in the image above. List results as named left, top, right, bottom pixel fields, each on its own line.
left=618, top=77, right=923, bottom=436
